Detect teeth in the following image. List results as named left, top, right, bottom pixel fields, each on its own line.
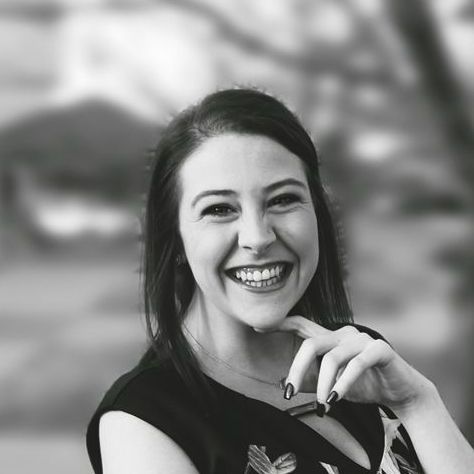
left=241, top=276, right=280, bottom=288
left=230, top=264, right=288, bottom=287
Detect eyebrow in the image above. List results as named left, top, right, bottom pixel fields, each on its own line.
left=191, top=178, right=307, bottom=208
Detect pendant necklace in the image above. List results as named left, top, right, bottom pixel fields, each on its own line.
left=184, top=326, right=297, bottom=389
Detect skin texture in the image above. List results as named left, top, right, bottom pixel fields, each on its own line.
left=99, top=411, right=199, bottom=474
left=178, top=133, right=319, bottom=367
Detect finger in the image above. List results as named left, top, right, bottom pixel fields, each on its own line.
left=283, top=324, right=362, bottom=395
left=285, top=334, right=337, bottom=395
left=334, top=325, right=360, bottom=339
left=269, top=315, right=332, bottom=339
left=331, top=339, right=393, bottom=402
left=317, top=332, right=372, bottom=408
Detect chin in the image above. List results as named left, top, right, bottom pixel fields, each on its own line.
left=242, top=309, right=289, bottom=332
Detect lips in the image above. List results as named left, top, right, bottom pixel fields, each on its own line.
left=225, top=262, right=292, bottom=289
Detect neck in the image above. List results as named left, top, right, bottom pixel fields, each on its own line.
left=182, top=290, right=295, bottom=379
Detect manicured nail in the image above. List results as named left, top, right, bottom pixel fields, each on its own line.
left=316, top=402, right=326, bottom=417
left=326, top=391, right=339, bottom=406
left=284, top=382, right=294, bottom=400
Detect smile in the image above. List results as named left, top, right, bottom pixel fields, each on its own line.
left=225, top=262, right=291, bottom=289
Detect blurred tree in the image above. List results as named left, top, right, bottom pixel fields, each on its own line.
left=389, top=0, right=474, bottom=189
left=388, top=0, right=474, bottom=439
left=0, top=100, right=159, bottom=249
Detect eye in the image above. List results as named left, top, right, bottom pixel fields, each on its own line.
left=269, top=193, right=301, bottom=207
left=201, top=204, right=236, bottom=217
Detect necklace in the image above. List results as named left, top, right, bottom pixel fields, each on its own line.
left=184, top=326, right=296, bottom=389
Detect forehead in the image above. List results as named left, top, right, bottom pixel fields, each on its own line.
left=178, top=134, right=307, bottom=200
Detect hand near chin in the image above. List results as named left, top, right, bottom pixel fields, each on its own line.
left=256, top=315, right=434, bottom=415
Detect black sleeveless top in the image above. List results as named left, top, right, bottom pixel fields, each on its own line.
left=86, top=330, right=423, bottom=474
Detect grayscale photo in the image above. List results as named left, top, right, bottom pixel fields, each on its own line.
left=0, top=1, right=473, bottom=473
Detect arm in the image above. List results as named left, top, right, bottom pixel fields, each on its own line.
left=99, top=411, right=199, bottom=474
left=393, top=379, right=474, bottom=474
left=268, top=316, right=474, bottom=474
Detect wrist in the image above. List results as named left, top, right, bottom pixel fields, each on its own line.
left=391, top=377, right=442, bottom=424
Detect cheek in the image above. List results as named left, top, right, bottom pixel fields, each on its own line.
left=282, top=212, right=319, bottom=264
left=180, top=224, right=233, bottom=280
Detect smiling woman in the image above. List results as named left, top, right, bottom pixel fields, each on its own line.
left=86, top=89, right=474, bottom=474
left=178, top=134, right=319, bottom=333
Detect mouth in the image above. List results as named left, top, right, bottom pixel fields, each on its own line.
left=225, top=262, right=292, bottom=290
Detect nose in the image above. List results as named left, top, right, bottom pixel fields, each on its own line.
left=238, top=212, right=276, bottom=256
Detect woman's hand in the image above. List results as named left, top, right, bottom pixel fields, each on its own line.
left=263, top=316, right=433, bottom=414
left=261, top=316, right=474, bottom=474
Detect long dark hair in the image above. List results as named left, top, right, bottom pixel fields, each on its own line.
left=141, top=88, right=352, bottom=409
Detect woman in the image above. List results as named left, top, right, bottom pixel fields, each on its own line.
left=87, top=89, right=474, bottom=473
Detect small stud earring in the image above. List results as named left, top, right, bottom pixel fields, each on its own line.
left=176, top=253, right=187, bottom=266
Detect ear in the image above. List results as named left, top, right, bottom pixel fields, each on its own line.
left=175, top=237, right=187, bottom=266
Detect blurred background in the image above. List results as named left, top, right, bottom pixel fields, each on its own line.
left=0, top=0, right=473, bottom=472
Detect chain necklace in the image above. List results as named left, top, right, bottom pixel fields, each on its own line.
left=184, top=326, right=296, bottom=389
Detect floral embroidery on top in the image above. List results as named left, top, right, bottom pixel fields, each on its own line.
left=378, top=408, right=423, bottom=474
left=244, top=445, right=297, bottom=474
left=319, top=462, right=341, bottom=474
left=244, top=408, right=422, bottom=474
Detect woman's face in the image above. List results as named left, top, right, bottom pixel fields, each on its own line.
left=178, top=133, right=319, bottom=330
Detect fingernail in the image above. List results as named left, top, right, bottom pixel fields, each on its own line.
left=326, top=391, right=339, bottom=406
left=316, top=402, right=326, bottom=417
left=284, top=382, right=294, bottom=400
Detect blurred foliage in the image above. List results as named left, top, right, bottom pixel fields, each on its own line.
left=0, top=1, right=473, bottom=471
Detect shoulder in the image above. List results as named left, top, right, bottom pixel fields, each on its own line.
left=86, top=360, right=206, bottom=473
left=99, top=411, right=199, bottom=473
left=98, top=359, right=191, bottom=410
left=89, top=359, right=192, bottom=428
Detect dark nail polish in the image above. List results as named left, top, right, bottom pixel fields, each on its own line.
left=326, top=391, right=339, bottom=406
left=316, top=402, right=326, bottom=417
left=284, top=382, right=294, bottom=400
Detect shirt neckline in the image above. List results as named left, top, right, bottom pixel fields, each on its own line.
left=203, top=371, right=385, bottom=473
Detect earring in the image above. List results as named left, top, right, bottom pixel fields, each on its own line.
left=175, top=253, right=187, bottom=266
